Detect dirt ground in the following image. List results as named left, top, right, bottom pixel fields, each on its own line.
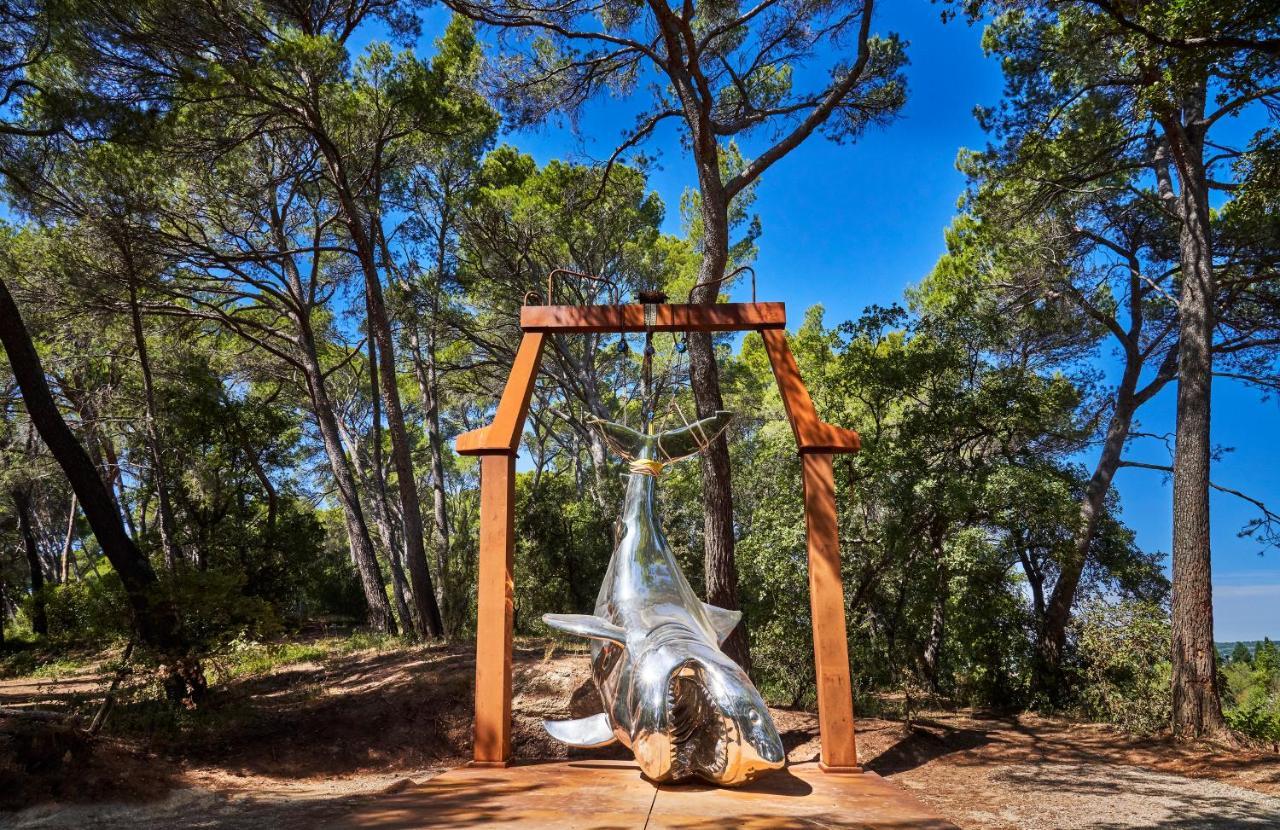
left=2, top=641, right=1278, bottom=829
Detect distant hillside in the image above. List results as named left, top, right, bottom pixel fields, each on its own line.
left=1218, top=640, right=1274, bottom=659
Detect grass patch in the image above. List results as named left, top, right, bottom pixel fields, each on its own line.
left=1, top=637, right=112, bottom=680
left=327, top=630, right=401, bottom=656
left=26, top=655, right=99, bottom=679
left=216, top=641, right=329, bottom=680
left=210, top=631, right=406, bottom=682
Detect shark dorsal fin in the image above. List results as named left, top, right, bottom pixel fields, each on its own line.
left=543, top=613, right=627, bottom=646
left=701, top=602, right=742, bottom=645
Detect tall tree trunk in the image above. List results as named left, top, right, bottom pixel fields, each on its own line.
left=299, top=336, right=397, bottom=635
left=363, top=454, right=416, bottom=637
left=649, top=3, right=753, bottom=668
left=63, top=383, right=129, bottom=532
left=409, top=302, right=452, bottom=611
left=127, top=278, right=183, bottom=572
left=1163, top=96, right=1230, bottom=740
left=688, top=189, right=749, bottom=670
left=0, top=563, right=7, bottom=646
left=407, top=220, right=454, bottom=602
left=275, top=235, right=396, bottom=634
left=1035, top=360, right=1144, bottom=697
left=334, top=182, right=443, bottom=637
left=921, top=517, right=948, bottom=693
left=59, top=493, right=78, bottom=583
left=360, top=335, right=417, bottom=638
left=0, top=276, right=202, bottom=702
left=100, top=432, right=135, bottom=538
left=224, top=399, right=278, bottom=530
left=12, top=486, right=48, bottom=636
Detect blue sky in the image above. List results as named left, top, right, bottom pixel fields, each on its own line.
left=465, top=2, right=1279, bottom=640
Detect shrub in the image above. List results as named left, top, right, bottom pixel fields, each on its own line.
left=39, top=569, right=131, bottom=647
left=1226, top=704, right=1280, bottom=750
left=1223, top=640, right=1280, bottom=750
left=1073, top=598, right=1172, bottom=735
left=163, top=569, right=281, bottom=654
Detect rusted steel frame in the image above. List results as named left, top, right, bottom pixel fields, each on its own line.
left=759, top=328, right=860, bottom=454
left=460, top=313, right=863, bottom=771
left=802, top=453, right=861, bottom=773
left=456, top=332, right=546, bottom=456
left=473, top=454, right=516, bottom=766
left=760, top=327, right=861, bottom=771
left=461, top=332, right=544, bottom=766
left=519, top=302, right=785, bottom=334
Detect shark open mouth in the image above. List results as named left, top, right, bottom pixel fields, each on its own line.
left=666, top=665, right=733, bottom=781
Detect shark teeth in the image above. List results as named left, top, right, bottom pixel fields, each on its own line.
left=665, top=666, right=731, bottom=780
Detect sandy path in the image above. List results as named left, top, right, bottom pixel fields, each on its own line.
left=5, top=759, right=1279, bottom=829
left=897, top=760, right=1280, bottom=829
left=0, top=771, right=444, bottom=830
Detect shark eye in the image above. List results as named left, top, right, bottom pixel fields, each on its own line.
left=749, top=711, right=760, bottom=724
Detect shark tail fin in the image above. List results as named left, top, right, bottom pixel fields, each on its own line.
left=587, top=417, right=646, bottom=461
left=656, top=410, right=734, bottom=462
left=588, top=411, right=735, bottom=464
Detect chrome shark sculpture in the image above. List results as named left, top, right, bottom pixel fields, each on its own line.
left=542, top=411, right=786, bottom=786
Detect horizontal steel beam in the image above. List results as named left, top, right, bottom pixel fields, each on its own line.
left=519, top=302, right=786, bottom=333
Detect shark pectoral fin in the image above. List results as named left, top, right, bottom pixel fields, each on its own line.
left=543, top=713, right=618, bottom=748
left=702, top=602, right=743, bottom=645
left=542, top=613, right=627, bottom=646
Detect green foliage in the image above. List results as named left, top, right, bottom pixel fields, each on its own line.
left=211, top=631, right=405, bottom=682
left=943, top=528, right=1038, bottom=707
left=162, top=570, right=281, bottom=656
left=730, top=427, right=812, bottom=707
left=1257, top=638, right=1280, bottom=675
left=36, top=569, right=131, bottom=648
left=1072, top=600, right=1172, bottom=735
left=514, top=471, right=616, bottom=631
left=694, top=299, right=1162, bottom=713
left=217, top=640, right=321, bottom=680
left=1223, top=637, right=1280, bottom=748
left=1225, top=704, right=1280, bottom=748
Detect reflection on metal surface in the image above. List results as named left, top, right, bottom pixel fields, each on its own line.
left=542, top=412, right=786, bottom=786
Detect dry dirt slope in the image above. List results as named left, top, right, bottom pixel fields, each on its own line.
left=2, top=641, right=1278, bottom=829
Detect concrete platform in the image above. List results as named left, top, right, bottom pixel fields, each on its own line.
left=335, top=760, right=958, bottom=829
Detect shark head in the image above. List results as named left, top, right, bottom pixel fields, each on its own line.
left=544, top=612, right=785, bottom=786
left=629, top=632, right=785, bottom=785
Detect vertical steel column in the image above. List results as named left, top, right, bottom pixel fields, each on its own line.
left=473, top=453, right=516, bottom=766
left=760, top=327, right=862, bottom=773
left=802, top=452, right=859, bottom=771
left=456, top=332, right=545, bottom=766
